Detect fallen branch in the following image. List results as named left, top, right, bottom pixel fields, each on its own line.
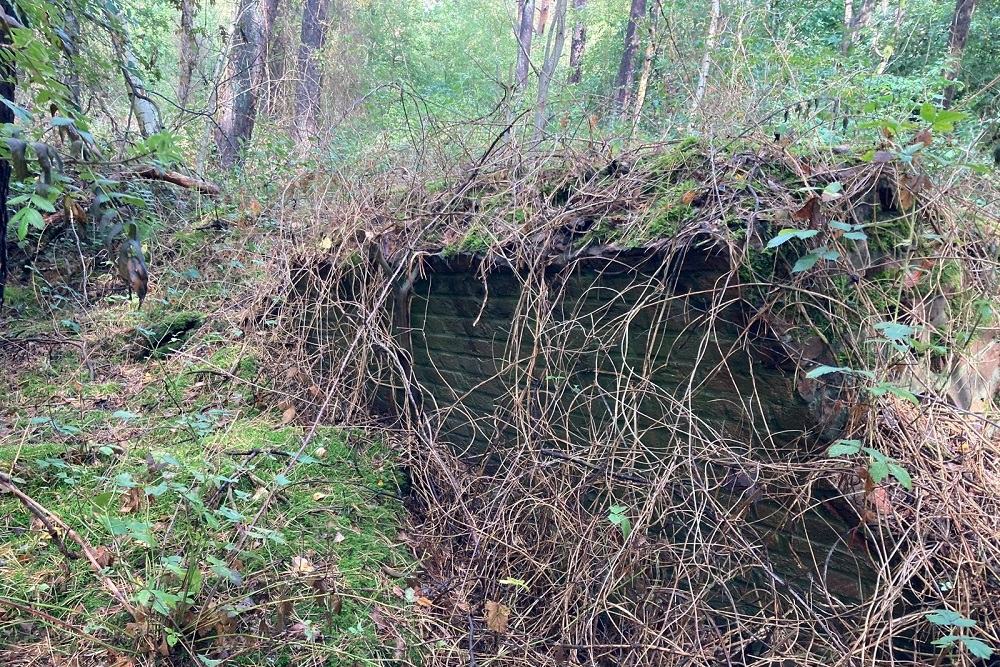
left=0, top=595, right=133, bottom=654
left=129, top=166, right=220, bottom=195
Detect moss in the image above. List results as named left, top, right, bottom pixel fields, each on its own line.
left=133, top=310, right=204, bottom=358
left=444, top=225, right=492, bottom=257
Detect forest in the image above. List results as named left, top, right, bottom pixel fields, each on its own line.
left=0, top=0, right=999, bottom=665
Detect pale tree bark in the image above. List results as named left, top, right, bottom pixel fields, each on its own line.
left=840, top=0, right=854, bottom=54
left=515, top=0, right=536, bottom=91
left=613, top=0, right=646, bottom=116
left=120, top=46, right=164, bottom=137
left=537, top=0, right=550, bottom=35
left=690, top=0, right=721, bottom=115
left=294, top=0, right=331, bottom=147
left=215, top=0, right=263, bottom=167
left=567, top=0, right=587, bottom=84
left=842, top=0, right=874, bottom=53
left=177, top=0, right=198, bottom=110
left=942, top=0, right=977, bottom=108
left=630, top=6, right=659, bottom=138
left=532, top=0, right=568, bottom=140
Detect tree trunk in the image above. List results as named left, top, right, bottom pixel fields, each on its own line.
left=567, top=0, right=587, bottom=84
left=294, top=0, right=331, bottom=147
left=62, top=9, right=81, bottom=110
left=630, top=9, right=658, bottom=138
left=0, top=0, right=14, bottom=311
left=533, top=0, right=568, bottom=140
left=120, top=46, right=164, bottom=138
left=690, top=0, right=721, bottom=115
left=215, top=0, right=263, bottom=168
left=613, top=0, right=646, bottom=116
left=177, top=0, right=198, bottom=110
left=515, top=0, right=536, bottom=91
left=259, top=0, right=283, bottom=114
left=537, top=0, right=550, bottom=36
left=840, top=0, right=854, bottom=54
left=942, top=0, right=977, bottom=108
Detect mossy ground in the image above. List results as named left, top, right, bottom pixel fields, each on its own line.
left=0, top=221, right=420, bottom=665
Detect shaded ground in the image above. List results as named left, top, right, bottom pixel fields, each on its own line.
left=0, top=220, right=421, bottom=665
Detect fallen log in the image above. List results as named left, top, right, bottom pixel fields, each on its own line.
left=129, top=165, right=220, bottom=195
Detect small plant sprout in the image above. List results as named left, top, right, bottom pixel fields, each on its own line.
left=608, top=504, right=632, bottom=539
left=925, top=609, right=994, bottom=660
left=827, top=440, right=913, bottom=490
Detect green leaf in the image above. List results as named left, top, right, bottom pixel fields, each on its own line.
left=821, top=181, right=843, bottom=201
left=887, top=463, right=913, bottom=490
left=197, top=656, right=224, bottom=667
left=792, top=252, right=820, bottom=273
left=766, top=228, right=819, bottom=249
left=868, top=383, right=919, bottom=404
left=806, top=365, right=851, bottom=379
left=50, top=115, right=75, bottom=127
left=30, top=194, right=55, bottom=212
left=931, top=634, right=959, bottom=648
left=919, top=103, right=936, bottom=124
left=608, top=504, right=632, bottom=539
left=114, top=472, right=137, bottom=489
left=868, top=459, right=889, bottom=484
left=961, top=638, right=994, bottom=659
left=874, top=321, right=914, bottom=342
left=926, top=609, right=972, bottom=627
left=827, top=440, right=863, bottom=457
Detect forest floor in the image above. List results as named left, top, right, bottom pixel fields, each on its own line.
left=0, top=214, right=421, bottom=665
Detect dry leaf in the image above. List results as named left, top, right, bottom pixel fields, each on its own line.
left=120, top=487, right=143, bottom=514
left=484, top=600, right=510, bottom=634
left=290, top=555, right=315, bottom=575
left=680, top=189, right=697, bottom=205
left=312, top=492, right=328, bottom=501
left=792, top=196, right=820, bottom=223
left=314, top=447, right=327, bottom=459
left=914, top=128, right=933, bottom=147
left=333, top=531, right=345, bottom=543
left=280, top=406, right=297, bottom=424
left=94, top=545, right=115, bottom=568
left=414, top=595, right=433, bottom=608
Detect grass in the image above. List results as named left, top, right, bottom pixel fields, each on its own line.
left=0, top=222, right=421, bottom=666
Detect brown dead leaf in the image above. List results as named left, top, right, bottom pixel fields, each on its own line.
left=792, top=196, right=820, bottom=223
left=119, top=487, right=143, bottom=514
left=914, top=128, right=933, bottom=147
left=484, top=600, right=510, bottom=634
left=414, top=595, right=433, bottom=608
left=280, top=406, right=297, bottom=425
left=289, top=555, right=315, bottom=576
left=680, top=189, right=697, bottom=205
left=870, top=486, right=894, bottom=515
left=93, top=546, right=115, bottom=568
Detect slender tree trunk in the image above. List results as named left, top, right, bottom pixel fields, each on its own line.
left=533, top=0, right=568, bottom=140
left=941, top=0, right=977, bottom=108
left=177, top=0, right=198, bottom=109
left=613, top=0, right=646, bottom=116
left=215, top=0, right=263, bottom=167
left=120, top=45, right=164, bottom=137
left=515, top=0, right=536, bottom=91
left=537, top=0, right=551, bottom=35
left=62, top=9, right=81, bottom=110
left=0, top=0, right=14, bottom=311
left=294, top=0, right=331, bottom=147
left=567, top=0, right=587, bottom=84
left=690, top=0, right=721, bottom=115
left=840, top=0, right=854, bottom=54
left=259, top=0, right=282, bottom=114
left=630, top=9, right=658, bottom=138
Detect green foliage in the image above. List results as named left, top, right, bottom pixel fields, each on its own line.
left=827, top=439, right=912, bottom=489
